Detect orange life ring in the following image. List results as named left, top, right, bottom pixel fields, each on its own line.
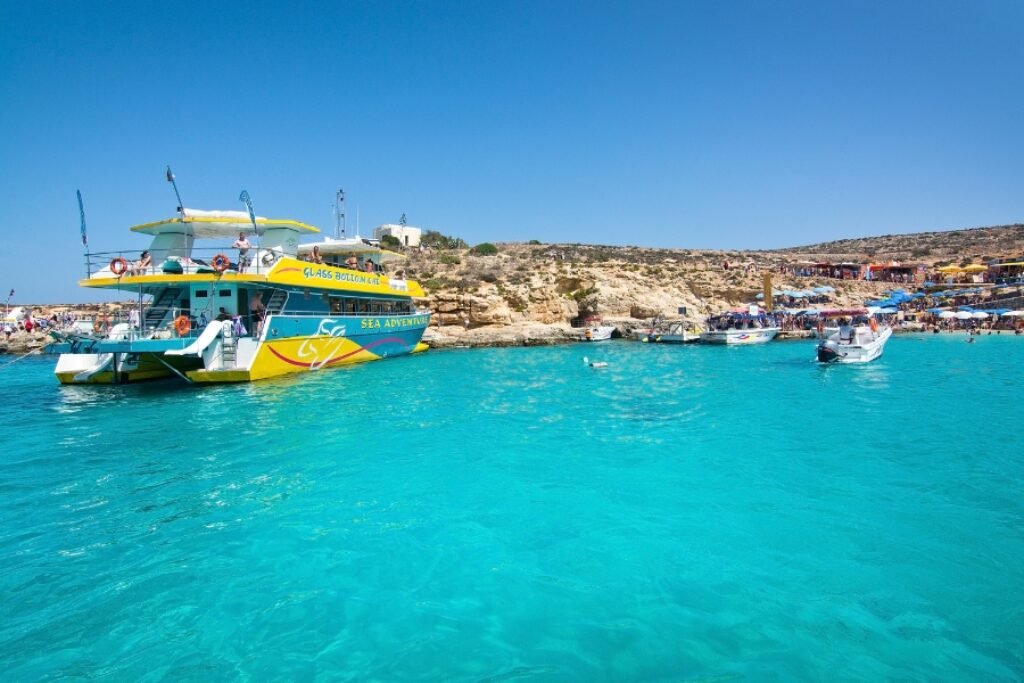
left=212, top=253, right=231, bottom=273
left=174, top=315, right=191, bottom=336
left=870, top=318, right=879, bottom=332
left=110, top=257, right=128, bottom=276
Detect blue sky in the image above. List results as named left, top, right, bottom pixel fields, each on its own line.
left=2, top=0, right=1022, bottom=302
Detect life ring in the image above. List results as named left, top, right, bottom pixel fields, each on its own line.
left=110, top=257, right=128, bottom=276
left=870, top=318, right=879, bottom=332
left=212, top=253, right=231, bottom=273
left=174, top=315, right=191, bottom=336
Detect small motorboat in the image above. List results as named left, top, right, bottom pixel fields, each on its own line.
left=816, top=309, right=892, bottom=363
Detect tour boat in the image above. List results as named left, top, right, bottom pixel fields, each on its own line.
left=815, top=310, right=891, bottom=363
left=699, top=313, right=779, bottom=345
left=47, top=209, right=430, bottom=384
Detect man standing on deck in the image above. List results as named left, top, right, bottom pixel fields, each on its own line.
left=233, top=232, right=251, bottom=273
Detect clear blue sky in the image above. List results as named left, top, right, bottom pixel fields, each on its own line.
left=2, top=0, right=1022, bottom=302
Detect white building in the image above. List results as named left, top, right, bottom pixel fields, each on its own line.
left=373, top=224, right=422, bottom=248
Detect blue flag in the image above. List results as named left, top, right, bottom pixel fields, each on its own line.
left=239, top=190, right=257, bottom=232
left=77, top=190, right=88, bottom=248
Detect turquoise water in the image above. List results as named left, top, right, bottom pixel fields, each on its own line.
left=1, top=335, right=1022, bottom=681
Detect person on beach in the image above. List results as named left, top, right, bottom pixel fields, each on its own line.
left=233, top=233, right=252, bottom=273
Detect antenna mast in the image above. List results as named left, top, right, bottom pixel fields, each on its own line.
left=335, top=189, right=346, bottom=239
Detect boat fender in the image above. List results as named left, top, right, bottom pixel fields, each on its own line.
left=869, top=318, right=878, bottom=332
left=110, top=257, right=128, bottom=276
left=212, top=253, right=231, bottom=273
left=174, top=315, right=191, bottom=336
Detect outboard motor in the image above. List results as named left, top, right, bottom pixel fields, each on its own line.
left=817, top=339, right=842, bottom=363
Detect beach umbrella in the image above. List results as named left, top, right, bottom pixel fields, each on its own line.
left=971, top=312, right=989, bottom=319
left=1003, top=310, right=1024, bottom=317
left=954, top=311, right=973, bottom=320
left=938, top=311, right=956, bottom=319
left=962, top=264, right=989, bottom=272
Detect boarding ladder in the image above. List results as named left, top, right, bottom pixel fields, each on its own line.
left=221, top=331, right=237, bottom=368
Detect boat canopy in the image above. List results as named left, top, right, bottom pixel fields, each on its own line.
left=297, top=236, right=406, bottom=264
left=130, top=208, right=320, bottom=238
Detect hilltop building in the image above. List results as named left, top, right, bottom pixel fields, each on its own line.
left=373, top=223, right=421, bottom=248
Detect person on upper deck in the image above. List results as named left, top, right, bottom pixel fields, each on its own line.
left=345, top=253, right=358, bottom=269
left=233, top=233, right=251, bottom=273
left=310, top=245, right=324, bottom=264
left=132, top=250, right=151, bottom=275
left=364, top=259, right=376, bottom=274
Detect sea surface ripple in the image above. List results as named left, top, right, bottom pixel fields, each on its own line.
left=1, top=334, right=1022, bottom=681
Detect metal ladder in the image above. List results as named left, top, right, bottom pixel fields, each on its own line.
left=221, top=333, right=237, bottom=368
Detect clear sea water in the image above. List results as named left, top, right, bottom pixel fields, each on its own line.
left=1, top=334, right=1022, bottom=682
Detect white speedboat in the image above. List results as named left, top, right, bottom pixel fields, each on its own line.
left=581, top=324, right=615, bottom=341
left=816, top=313, right=892, bottom=363
left=575, top=316, right=615, bottom=341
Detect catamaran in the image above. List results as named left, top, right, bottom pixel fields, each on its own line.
left=47, top=208, right=430, bottom=384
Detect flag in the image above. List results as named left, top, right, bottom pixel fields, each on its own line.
left=239, top=190, right=257, bottom=231
left=166, top=166, right=175, bottom=182
left=77, top=189, right=88, bottom=248
left=8, top=289, right=13, bottom=298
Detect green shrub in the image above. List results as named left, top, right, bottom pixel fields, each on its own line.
left=470, top=242, right=498, bottom=255
left=380, top=234, right=402, bottom=250
left=439, top=254, right=461, bottom=265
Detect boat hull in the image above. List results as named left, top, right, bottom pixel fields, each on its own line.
left=51, top=313, right=430, bottom=385
left=699, top=328, right=779, bottom=345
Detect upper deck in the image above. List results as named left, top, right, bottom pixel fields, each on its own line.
left=81, top=209, right=425, bottom=298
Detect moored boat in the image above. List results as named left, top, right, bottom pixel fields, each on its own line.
left=634, top=319, right=700, bottom=343
left=699, top=312, right=779, bottom=345
left=577, top=317, right=616, bottom=342
left=47, top=208, right=430, bottom=385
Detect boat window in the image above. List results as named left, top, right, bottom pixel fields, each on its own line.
left=219, top=289, right=231, bottom=297
left=330, top=297, right=342, bottom=314
left=195, top=290, right=208, bottom=298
